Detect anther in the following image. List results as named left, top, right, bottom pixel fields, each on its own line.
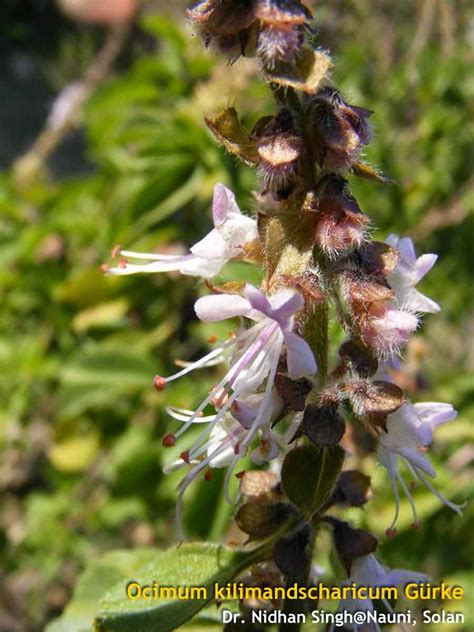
left=162, top=433, right=176, bottom=448
left=153, top=375, right=167, bottom=391
left=111, top=244, right=122, bottom=258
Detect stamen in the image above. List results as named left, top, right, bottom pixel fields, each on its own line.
left=120, top=250, right=191, bottom=262
left=224, top=346, right=280, bottom=503
left=385, top=465, right=401, bottom=535
left=185, top=324, right=281, bottom=457
left=111, top=244, right=122, bottom=258
left=162, top=433, right=176, bottom=447
left=415, top=470, right=465, bottom=515
left=397, top=467, right=419, bottom=527
left=153, top=375, right=167, bottom=391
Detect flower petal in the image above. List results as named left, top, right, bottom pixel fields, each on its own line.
left=268, top=288, right=305, bottom=326
left=212, top=183, right=240, bottom=227
left=398, top=447, right=436, bottom=477
left=284, top=331, right=317, bottom=378
left=195, top=294, right=251, bottom=322
left=413, top=402, right=457, bottom=428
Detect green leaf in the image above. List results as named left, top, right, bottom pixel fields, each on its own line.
left=94, top=543, right=255, bottom=632
left=281, top=445, right=344, bottom=518
left=47, top=549, right=159, bottom=632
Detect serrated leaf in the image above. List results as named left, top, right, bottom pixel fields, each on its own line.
left=47, top=549, right=159, bottom=632
left=281, top=444, right=345, bottom=518
left=94, top=543, right=256, bottom=632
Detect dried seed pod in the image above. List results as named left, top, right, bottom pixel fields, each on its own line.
left=274, top=373, right=311, bottom=412
left=338, top=340, right=378, bottom=378
left=188, top=0, right=258, bottom=37
left=358, top=241, right=399, bottom=277
left=236, top=499, right=293, bottom=538
left=257, top=22, right=306, bottom=65
left=314, top=175, right=370, bottom=256
left=341, top=271, right=395, bottom=305
left=344, top=379, right=405, bottom=417
left=272, top=523, right=311, bottom=578
left=303, top=391, right=346, bottom=447
left=310, top=87, right=372, bottom=170
left=331, top=470, right=372, bottom=507
left=280, top=269, right=325, bottom=303
left=255, top=0, right=312, bottom=24
left=255, top=0, right=313, bottom=66
left=332, top=520, right=378, bottom=574
left=255, top=109, right=304, bottom=187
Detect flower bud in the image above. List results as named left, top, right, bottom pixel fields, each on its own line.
left=255, top=1, right=313, bottom=66
left=310, top=87, right=372, bottom=169
left=188, top=0, right=257, bottom=37
left=188, top=0, right=258, bottom=59
left=331, top=520, right=378, bottom=574
left=358, top=241, right=399, bottom=277
left=331, top=470, right=372, bottom=507
left=255, top=109, right=304, bottom=188
left=314, top=175, right=369, bottom=256
left=274, top=372, right=311, bottom=412
left=236, top=499, right=294, bottom=539
left=361, top=303, right=419, bottom=358
left=338, top=340, right=378, bottom=378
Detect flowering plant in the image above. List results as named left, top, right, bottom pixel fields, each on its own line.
left=100, top=1, right=465, bottom=629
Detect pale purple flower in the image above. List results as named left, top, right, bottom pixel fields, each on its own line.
left=386, top=234, right=440, bottom=314
left=332, top=554, right=428, bottom=632
left=157, top=283, right=316, bottom=534
left=367, top=307, right=419, bottom=357
left=378, top=401, right=463, bottom=532
left=350, top=553, right=429, bottom=587
left=106, top=184, right=259, bottom=278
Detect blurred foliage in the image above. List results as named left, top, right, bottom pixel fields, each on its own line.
left=0, top=1, right=473, bottom=630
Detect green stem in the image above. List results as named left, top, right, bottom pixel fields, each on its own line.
left=304, top=300, right=329, bottom=384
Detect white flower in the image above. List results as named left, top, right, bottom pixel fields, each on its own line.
left=350, top=553, right=429, bottom=587
left=386, top=234, right=440, bottom=314
left=156, top=284, right=316, bottom=534
left=333, top=554, right=428, bottom=632
left=378, top=401, right=462, bottom=533
left=105, top=184, right=259, bottom=278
